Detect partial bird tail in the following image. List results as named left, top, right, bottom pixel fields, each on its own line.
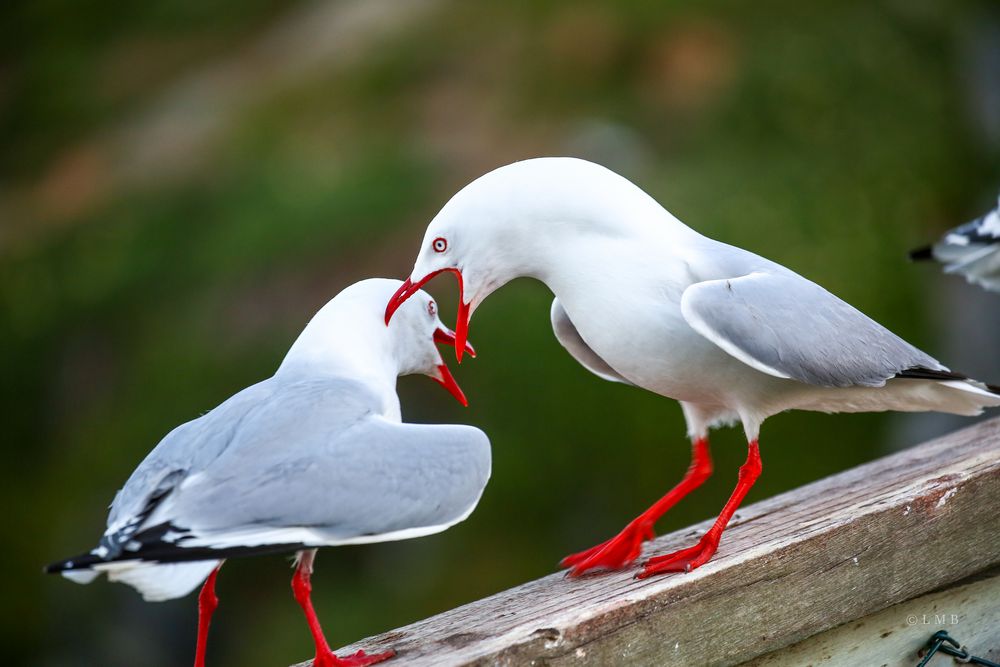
left=46, top=550, right=219, bottom=602
left=909, top=197, right=1000, bottom=292
left=46, top=549, right=111, bottom=574
left=895, top=367, right=1000, bottom=416
left=46, top=531, right=304, bottom=600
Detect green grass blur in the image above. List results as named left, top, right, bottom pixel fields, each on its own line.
left=3, top=1, right=999, bottom=665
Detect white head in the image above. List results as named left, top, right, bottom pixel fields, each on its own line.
left=384, top=157, right=671, bottom=358
left=281, top=278, right=474, bottom=405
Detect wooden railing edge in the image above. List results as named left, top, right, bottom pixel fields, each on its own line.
left=291, top=416, right=1000, bottom=666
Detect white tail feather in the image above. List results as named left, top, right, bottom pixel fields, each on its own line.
left=86, top=560, right=222, bottom=602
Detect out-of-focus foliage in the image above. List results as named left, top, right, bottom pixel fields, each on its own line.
left=3, top=1, right=998, bottom=665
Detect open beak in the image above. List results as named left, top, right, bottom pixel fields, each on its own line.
left=433, top=363, right=468, bottom=407
left=385, top=269, right=472, bottom=363
left=434, top=327, right=476, bottom=358
left=433, top=326, right=472, bottom=406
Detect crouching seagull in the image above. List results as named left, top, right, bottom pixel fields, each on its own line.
left=47, top=279, right=490, bottom=667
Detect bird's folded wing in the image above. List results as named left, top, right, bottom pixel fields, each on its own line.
left=680, top=271, right=944, bottom=388
left=165, top=414, right=493, bottom=551
left=88, top=377, right=491, bottom=562
left=550, top=298, right=633, bottom=385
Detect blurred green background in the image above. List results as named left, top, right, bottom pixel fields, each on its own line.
left=4, top=0, right=1000, bottom=665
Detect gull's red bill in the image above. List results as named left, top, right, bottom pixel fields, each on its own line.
left=434, top=326, right=476, bottom=358
left=385, top=268, right=472, bottom=363
left=433, top=362, right=468, bottom=407
left=432, top=325, right=472, bottom=406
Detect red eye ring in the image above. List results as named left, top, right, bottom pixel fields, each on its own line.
left=432, top=237, right=447, bottom=253
left=427, top=301, right=436, bottom=316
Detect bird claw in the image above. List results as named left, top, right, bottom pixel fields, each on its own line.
left=560, top=519, right=655, bottom=576
left=636, top=538, right=718, bottom=579
left=313, top=648, right=396, bottom=667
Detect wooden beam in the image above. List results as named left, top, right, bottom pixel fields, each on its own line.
left=293, top=417, right=1000, bottom=667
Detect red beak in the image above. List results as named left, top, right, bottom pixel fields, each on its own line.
left=433, top=363, right=468, bottom=407
left=432, top=326, right=472, bottom=406
left=434, top=327, right=476, bottom=358
left=385, top=269, right=472, bottom=363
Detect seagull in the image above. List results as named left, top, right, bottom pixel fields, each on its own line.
left=910, top=192, right=1000, bottom=292
left=47, top=279, right=490, bottom=667
left=384, top=157, right=1000, bottom=579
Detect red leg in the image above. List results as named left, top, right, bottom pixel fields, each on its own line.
left=637, top=439, right=761, bottom=578
left=291, top=550, right=395, bottom=667
left=193, top=563, right=223, bottom=667
left=562, top=437, right=713, bottom=576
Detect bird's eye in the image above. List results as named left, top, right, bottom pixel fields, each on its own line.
left=427, top=301, right=436, bottom=317
left=432, top=237, right=447, bottom=253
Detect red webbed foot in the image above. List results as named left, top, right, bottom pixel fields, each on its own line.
left=313, top=648, right=396, bottom=667
left=636, top=535, right=720, bottom=579
left=560, top=518, right=655, bottom=576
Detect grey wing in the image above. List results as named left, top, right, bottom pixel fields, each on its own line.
left=680, top=272, right=946, bottom=388
left=100, top=380, right=281, bottom=557
left=100, top=377, right=378, bottom=555
left=164, top=410, right=492, bottom=549
left=550, top=298, right=633, bottom=385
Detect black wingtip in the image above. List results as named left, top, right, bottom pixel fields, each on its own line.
left=45, top=551, right=99, bottom=574
left=47, top=539, right=311, bottom=572
left=895, top=367, right=970, bottom=383
left=909, top=245, right=934, bottom=261
left=897, top=368, right=1000, bottom=396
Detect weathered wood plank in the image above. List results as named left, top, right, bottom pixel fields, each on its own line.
left=292, top=417, right=1000, bottom=667
left=745, top=571, right=1000, bottom=666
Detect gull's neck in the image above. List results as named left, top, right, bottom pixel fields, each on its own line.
left=276, top=306, right=402, bottom=419
left=532, top=204, right=696, bottom=281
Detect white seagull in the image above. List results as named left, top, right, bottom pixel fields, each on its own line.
left=384, top=157, right=1000, bottom=579
left=47, top=279, right=490, bottom=667
left=911, top=192, right=1000, bottom=292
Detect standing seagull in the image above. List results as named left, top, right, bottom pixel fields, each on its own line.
left=384, top=157, right=1000, bottom=579
left=47, top=279, right=490, bottom=667
left=911, top=192, right=1000, bottom=292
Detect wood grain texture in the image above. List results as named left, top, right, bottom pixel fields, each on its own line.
left=292, top=417, right=1000, bottom=667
